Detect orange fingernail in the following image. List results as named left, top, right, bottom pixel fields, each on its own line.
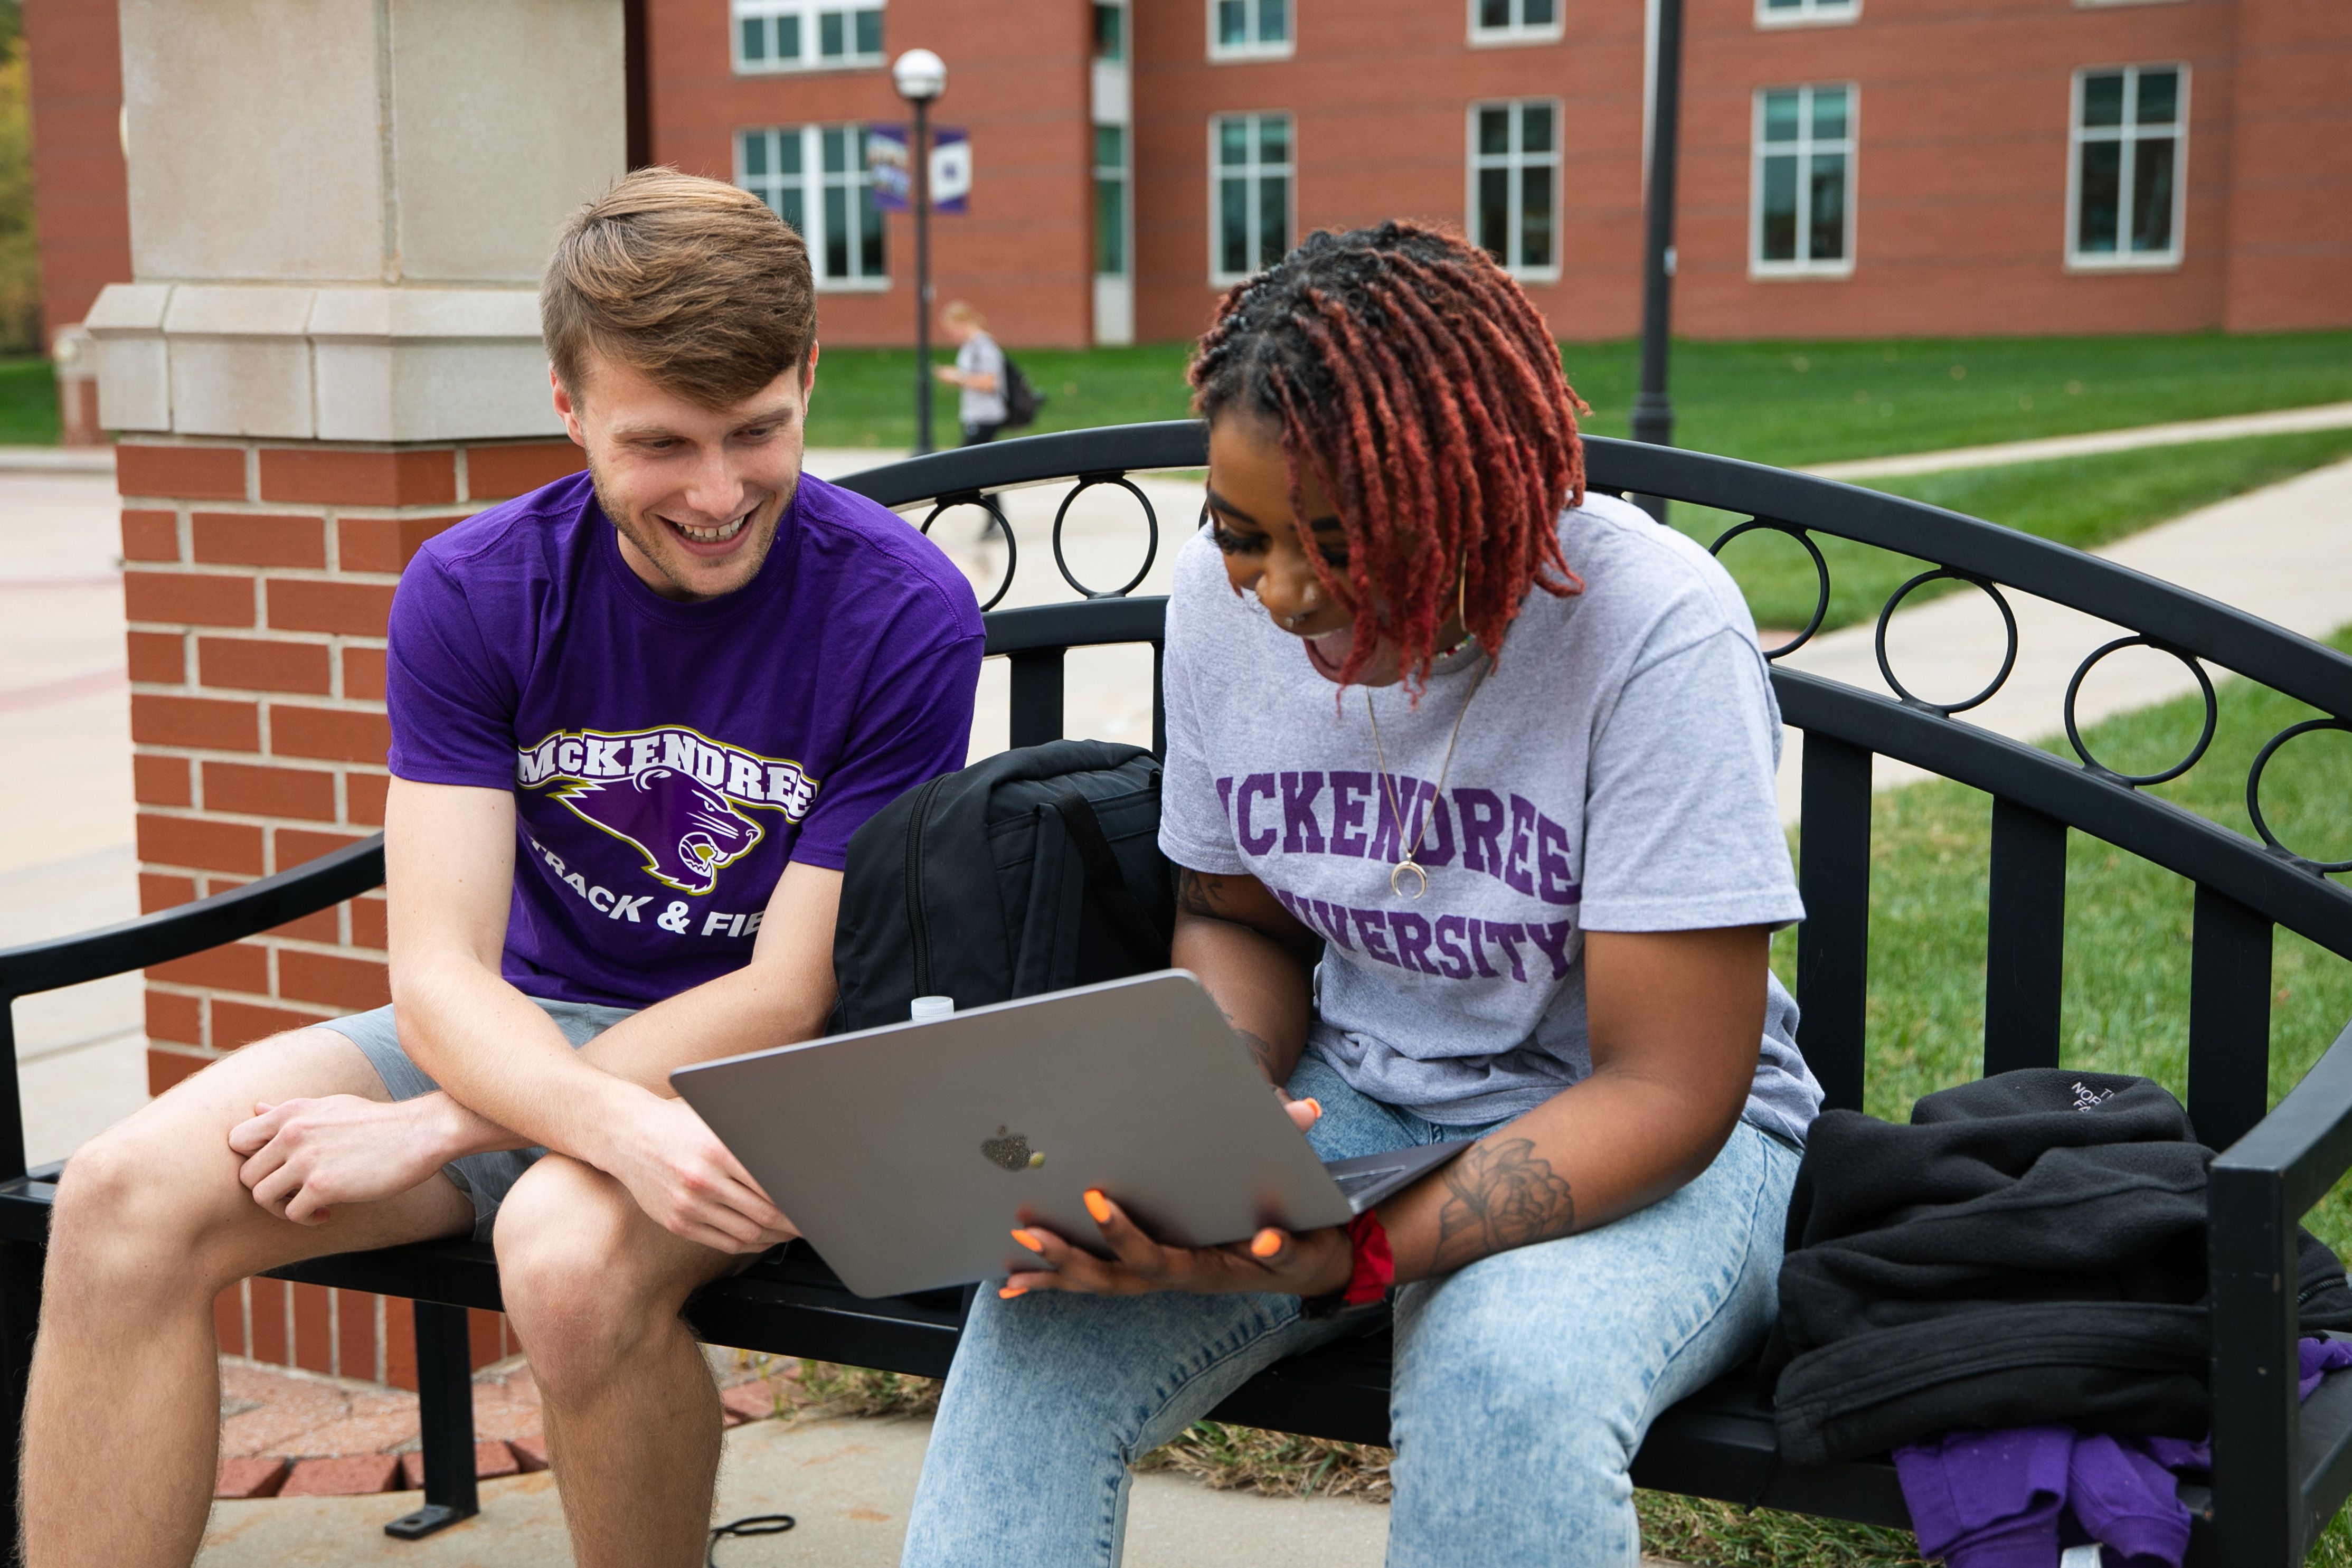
left=1084, top=1189, right=1113, bottom=1224
left=998, top=1285, right=1027, bottom=1300
left=1250, top=1229, right=1283, bottom=1259
left=1302, top=1099, right=1322, bottom=1116
left=1011, top=1229, right=1044, bottom=1252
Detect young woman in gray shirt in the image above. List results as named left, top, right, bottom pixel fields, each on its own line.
left=902, top=221, right=1821, bottom=1568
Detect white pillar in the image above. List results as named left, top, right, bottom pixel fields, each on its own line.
left=86, top=0, right=625, bottom=440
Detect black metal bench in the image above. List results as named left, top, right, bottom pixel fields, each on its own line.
left=4, top=420, right=2350, bottom=1560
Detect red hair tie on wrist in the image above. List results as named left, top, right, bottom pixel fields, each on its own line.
left=1302, top=1209, right=1395, bottom=1320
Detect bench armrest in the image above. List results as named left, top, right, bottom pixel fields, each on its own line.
left=2216, top=1018, right=2352, bottom=1217
left=0, top=835, right=385, bottom=1182
left=0, top=835, right=384, bottom=1002
left=2208, top=1015, right=2352, bottom=1565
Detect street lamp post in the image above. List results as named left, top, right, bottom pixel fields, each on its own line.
left=1630, top=0, right=1684, bottom=523
left=893, top=48, right=947, bottom=455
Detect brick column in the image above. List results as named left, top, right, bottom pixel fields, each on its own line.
left=87, top=0, right=624, bottom=1387
left=122, top=434, right=585, bottom=1385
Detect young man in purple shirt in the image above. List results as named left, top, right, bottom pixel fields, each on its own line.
left=24, top=171, right=983, bottom=1568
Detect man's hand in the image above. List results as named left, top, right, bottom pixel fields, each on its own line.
left=1002, top=1187, right=1351, bottom=1301
left=230, top=1094, right=471, bottom=1225
left=591, top=1094, right=800, bottom=1255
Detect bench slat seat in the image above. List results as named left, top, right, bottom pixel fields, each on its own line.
left=5, top=424, right=2352, bottom=1561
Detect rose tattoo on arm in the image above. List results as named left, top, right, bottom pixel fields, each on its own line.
left=1431, top=1138, right=1576, bottom=1276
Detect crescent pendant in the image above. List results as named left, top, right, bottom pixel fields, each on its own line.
left=1389, top=861, right=1430, bottom=900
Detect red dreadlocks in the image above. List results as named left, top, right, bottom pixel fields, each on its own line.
left=1188, top=220, right=1588, bottom=692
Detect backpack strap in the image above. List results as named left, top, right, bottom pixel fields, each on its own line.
left=1049, top=789, right=1172, bottom=969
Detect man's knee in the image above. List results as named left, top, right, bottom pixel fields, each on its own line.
left=48, top=1126, right=232, bottom=1302
left=494, top=1165, right=700, bottom=1380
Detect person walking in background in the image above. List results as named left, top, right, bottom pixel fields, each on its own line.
left=934, top=300, right=1007, bottom=445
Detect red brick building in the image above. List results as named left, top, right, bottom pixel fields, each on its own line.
left=28, top=0, right=2352, bottom=355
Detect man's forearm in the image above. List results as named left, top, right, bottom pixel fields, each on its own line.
left=394, top=952, right=651, bottom=1169
left=394, top=951, right=835, bottom=1170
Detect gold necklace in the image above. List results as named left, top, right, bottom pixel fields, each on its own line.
left=1364, top=658, right=1490, bottom=900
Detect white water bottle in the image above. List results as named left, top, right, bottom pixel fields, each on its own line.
left=910, top=995, right=954, bottom=1022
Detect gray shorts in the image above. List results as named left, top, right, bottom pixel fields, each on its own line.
left=318, top=996, right=637, bottom=1241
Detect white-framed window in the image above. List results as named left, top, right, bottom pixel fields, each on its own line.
left=1208, top=0, right=1291, bottom=60
left=1469, top=100, right=1560, bottom=279
left=1469, top=0, right=1563, bottom=45
left=1209, top=112, right=1293, bottom=283
left=1751, top=84, right=1855, bottom=277
left=2067, top=64, right=2187, bottom=269
left=1755, top=0, right=1857, bottom=27
left=1095, top=126, right=1129, bottom=278
left=732, top=0, right=884, bottom=74
left=735, top=126, right=887, bottom=289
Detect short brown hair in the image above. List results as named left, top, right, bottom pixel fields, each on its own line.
left=542, top=167, right=816, bottom=408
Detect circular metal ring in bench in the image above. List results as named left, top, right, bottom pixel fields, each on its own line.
left=2063, top=635, right=2218, bottom=787
left=1871, top=566, right=2019, bottom=717
left=920, top=491, right=1018, bottom=611
left=1051, top=472, right=1158, bottom=599
left=2246, top=719, right=2352, bottom=875
left=1708, top=517, right=1829, bottom=660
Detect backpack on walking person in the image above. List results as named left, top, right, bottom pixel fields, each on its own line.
left=998, top=354, right=1045, bottom=431
left=829, top=739, right=1171, bottom=1032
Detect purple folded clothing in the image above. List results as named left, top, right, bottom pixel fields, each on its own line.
left=1893, top=1428, right=2072, bottom=1567
left=2067, top=1433, right=2191, bottom=1568
left=2301, top=1337, right=2352, bottom=1400
left=1891, top=1339, right=2352, bottom=1567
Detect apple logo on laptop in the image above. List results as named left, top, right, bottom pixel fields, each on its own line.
left=982, top=1126, right=1046, bottom=1172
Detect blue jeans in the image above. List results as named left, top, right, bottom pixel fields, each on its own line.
left=901, top=1055, right=1801, bottom=1567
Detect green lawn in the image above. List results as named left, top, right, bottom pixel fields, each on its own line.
left=1692, top=625, right=2352, bottom=1568
left=0, top=353, right=56, bottom=444
left=804, top=328, right=2352, bottom=469
left=1768, top=624, right=2352, bottom=1238
left=1682, top=424, right=2352, bottom=634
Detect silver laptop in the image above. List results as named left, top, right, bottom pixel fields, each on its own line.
left=670, top=970, right=1467, bottom=1299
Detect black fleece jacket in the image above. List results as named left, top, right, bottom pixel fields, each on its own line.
left=1761, top=1068, right=2352, bottom=1465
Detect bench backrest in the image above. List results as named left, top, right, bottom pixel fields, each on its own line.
left=3, top=420, right=2347, bottom=1183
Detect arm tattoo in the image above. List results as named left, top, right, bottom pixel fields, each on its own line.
left=1233, top=1028, right=1281, bottom=1080
left=1175, top=867, right=1226, bottom=920
left=1431, top=1138, right=1576, bottom=1276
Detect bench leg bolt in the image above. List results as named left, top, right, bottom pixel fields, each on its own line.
left=384, top=1501, right=477, bottom=1539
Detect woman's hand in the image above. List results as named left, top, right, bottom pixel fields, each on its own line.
left=1001, top=1187, right=1353, bottom=1301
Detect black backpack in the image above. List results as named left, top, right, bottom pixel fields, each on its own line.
left=830, top=740, right=1172, bottom=1032
left=999, top=354, right=1045, bottom=431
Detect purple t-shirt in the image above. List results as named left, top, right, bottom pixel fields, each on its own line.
left=386, top=470, right=983, bottom=1008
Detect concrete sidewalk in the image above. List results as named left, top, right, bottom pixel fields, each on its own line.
left=0, top=469, right=146, bottom=1168
left=1807, top=399, right=2352, bottom=480
left=1772, top=453, right=2352, bottom=820
left=197, top=1413, right=1401, bottom=1568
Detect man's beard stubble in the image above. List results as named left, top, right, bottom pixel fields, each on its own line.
left=588, top=459, right=796, bottom=600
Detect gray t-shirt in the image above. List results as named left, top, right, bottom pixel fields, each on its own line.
left=956, top=333, right=1007, bottom=427
left=1158, top=491, right=1822, bottom=1146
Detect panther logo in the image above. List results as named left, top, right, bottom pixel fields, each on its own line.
left=550, top=767, right=765, bottom=895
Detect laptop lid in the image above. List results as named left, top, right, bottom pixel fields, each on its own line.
left=670, top=970, right=1358, bottom=1299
